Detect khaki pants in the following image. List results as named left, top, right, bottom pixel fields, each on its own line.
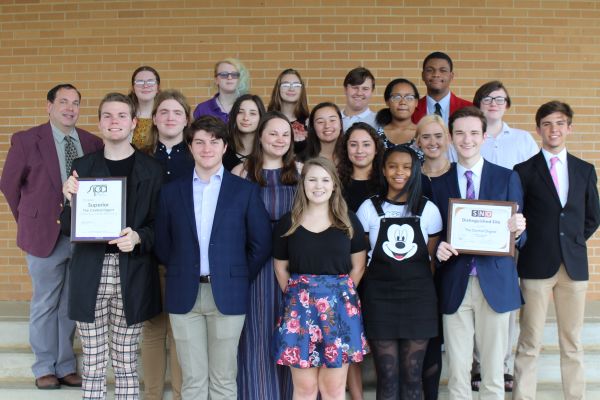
left=514, top=264, right=587, bottom=400
left=170, top=283, right=246, bottom=400
left=443, top=276, right=509, bottom=400
left=141, top=266, right=182, bottom=400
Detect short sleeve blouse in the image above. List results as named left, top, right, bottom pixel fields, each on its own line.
left=273, top=211, right=367, bottom=275
left=356, top=198, right=442, bottom=260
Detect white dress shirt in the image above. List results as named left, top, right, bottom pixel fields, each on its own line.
left=341, top=107, right=377, bottom=132
left=542, top=148, right=568, bottom=207
left=456, top=156, right=484, bottom=200
left=481, top=122, right=538, bottom=169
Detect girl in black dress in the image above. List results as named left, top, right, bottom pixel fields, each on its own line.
left=337, top=122, right=385, bottom=213
left=337, top=121, right=384, bottom=399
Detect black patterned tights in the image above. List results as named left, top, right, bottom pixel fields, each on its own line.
left=370, top=338, right=429, bottom=400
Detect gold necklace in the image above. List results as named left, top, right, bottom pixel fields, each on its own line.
left=422, top=160, right=450, bottom=177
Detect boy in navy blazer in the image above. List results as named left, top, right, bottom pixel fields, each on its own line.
left=154, top=116, right=271, bottom=400
left=513, top=101, right=600, bottom=400
left=431, top=107, right=526, bottom=399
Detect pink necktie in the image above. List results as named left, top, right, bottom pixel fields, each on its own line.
left=550, top=157, right=560, bottom=194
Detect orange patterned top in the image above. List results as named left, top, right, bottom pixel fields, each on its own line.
left=131, top=118, right=153, bottom=149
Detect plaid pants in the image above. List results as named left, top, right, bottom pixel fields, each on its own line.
left=77, top=254, right=143, bottom=399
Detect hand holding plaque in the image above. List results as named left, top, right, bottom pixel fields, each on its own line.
left=447, top=198, right=519, bottom=257
left=64, top=173, right=127, bottom=242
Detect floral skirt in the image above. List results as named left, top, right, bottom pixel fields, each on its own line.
left=273, top=274, right=369, bottom=368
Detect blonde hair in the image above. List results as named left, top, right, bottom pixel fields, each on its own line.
left=284, top=157, right=353, bottom=238
left=143, top=89, right=191, bottom=154
left=415, top=114, right=449, bottom=140
left=214, top=58, right=250, bottom=96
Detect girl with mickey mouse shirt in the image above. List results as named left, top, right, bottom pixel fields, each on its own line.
left=356, top=145, right=442, bottom=400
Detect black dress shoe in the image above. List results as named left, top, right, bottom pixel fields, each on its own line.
left=58, top=373, right=83, bottom=387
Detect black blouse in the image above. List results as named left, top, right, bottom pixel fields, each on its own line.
left=273, top=212, right=367, bottom=275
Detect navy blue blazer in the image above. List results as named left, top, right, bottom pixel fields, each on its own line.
left=155, top=168, right=272, bottom=315
left=430, top=160, right=524, bottom=314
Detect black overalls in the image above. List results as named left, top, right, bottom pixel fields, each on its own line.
left=361, top=196, right=438, bottom=340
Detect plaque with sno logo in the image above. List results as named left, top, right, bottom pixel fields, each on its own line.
left=447, top=198, right=517, bottom=257
left=71, top=177, right=126, bottom=242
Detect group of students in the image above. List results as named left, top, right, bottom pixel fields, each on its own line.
left=1, top=50, right=598, bottom=400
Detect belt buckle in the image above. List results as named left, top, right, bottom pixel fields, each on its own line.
left=199, top=275, right=211, bottom=283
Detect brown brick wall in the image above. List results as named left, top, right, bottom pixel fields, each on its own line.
left=1, top=0, right=600, bottom=300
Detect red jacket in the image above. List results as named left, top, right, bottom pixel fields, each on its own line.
left=412, top=92, right=473, bottom=124
left=0, top=122, right=103, bottom=257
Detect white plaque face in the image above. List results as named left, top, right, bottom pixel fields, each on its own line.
left=71, top=178, right=126, bottom=242
left=447, top=198, right=517, bottom=257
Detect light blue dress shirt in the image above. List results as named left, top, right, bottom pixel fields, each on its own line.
left=426, top=92, right=451, bottom=124
left=50, top=123, right=83, bottom=184
left=192, top=165, right=224, bottom=275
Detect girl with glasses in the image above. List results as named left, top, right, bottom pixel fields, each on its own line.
left=375, top=79, right=423, bottom=160
left=474, top=80, right=538, bottom=170
left=128, top=66, right=160, bottom=149
left=193, top=58, right=250, bottom=123
left=267, top=69, right=310, bottom=152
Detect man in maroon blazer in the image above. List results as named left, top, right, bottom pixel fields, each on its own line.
left=412, top=51, right=473, bottom=126
left=0, top=84, right=103, bottom=390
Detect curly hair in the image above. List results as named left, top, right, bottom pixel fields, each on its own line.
left=336, top=122, right=384, bottom=190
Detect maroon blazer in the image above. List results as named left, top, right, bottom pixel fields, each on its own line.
left=411, top=92, right=473, bottom=124
left=0, top=122, right=103, bottom=257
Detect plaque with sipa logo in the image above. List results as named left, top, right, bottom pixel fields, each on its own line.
left=71, top=177, right=126, bottom=242
left=447, top=198, right=517, bottom=257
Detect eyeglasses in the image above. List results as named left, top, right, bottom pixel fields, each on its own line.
left=215, top=72, right=240, bottom=79
left=481, top=96, right=507, bottom=105
left=389, top=94, right=416, bottom=103
left=133, top=79, right=158, bottom=87
left=280, top=82, right=303, bottom=90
